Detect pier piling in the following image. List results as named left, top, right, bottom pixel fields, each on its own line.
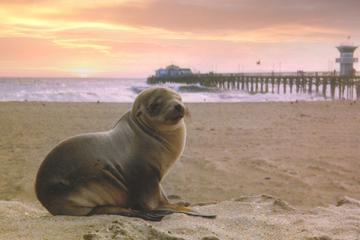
left=147, top=72, right=360, bottom=100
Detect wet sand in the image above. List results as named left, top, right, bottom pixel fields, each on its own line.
left=0, top=101, right=360, bottom=239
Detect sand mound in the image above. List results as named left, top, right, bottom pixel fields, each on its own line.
left=1, top=195, right=359, bottom=240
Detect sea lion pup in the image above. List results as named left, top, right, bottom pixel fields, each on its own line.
left=35, top=87, right=215, bottom=221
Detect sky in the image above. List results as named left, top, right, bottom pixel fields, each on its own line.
left=0, top=0, right=359, bottom=78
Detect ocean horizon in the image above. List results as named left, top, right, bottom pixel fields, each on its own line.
left=0, top=77, right=356, bottom=102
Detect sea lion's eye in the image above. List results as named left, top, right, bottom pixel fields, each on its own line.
left=148, top=102, right=161, bottom=115
left=150, top=102, right=159, bottom=110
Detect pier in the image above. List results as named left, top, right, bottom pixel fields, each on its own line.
left=147, top=72, right=360, bottom=100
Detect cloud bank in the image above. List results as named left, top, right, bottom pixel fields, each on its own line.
left=0, top=0, right=358, bottom=77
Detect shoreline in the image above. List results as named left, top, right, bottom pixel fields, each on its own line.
left=0, top=99, right=349, bottom=104
left=1, top=77, right=358, bottom=102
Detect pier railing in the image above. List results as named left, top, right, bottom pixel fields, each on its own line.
left=147, top=71, right=360, bottom=100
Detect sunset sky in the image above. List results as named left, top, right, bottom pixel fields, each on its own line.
left=0, top=0, right=359, bottom=77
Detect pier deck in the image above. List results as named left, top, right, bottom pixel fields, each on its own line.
left=148, top=72, right=360, bottom=100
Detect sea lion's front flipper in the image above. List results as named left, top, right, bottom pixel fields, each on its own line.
left=88, top=206, right=165, bottom=221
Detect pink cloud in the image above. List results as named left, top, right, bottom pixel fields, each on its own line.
left=0, top=0, right=359, bottom=77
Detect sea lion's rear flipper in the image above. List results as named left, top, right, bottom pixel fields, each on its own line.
left=157, top=203, right=216, bottom=219
left=181, top=210, right=216, bottom=218
left=87, top=206, right=166, bottom=221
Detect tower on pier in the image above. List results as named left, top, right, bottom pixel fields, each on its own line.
left=336, top=44, right=358, bottom=76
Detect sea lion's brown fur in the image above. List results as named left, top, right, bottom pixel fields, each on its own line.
left=35, top=87, right=215, bottom=221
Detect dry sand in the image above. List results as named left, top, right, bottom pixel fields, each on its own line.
left=0, top=101, right=360, bottom=239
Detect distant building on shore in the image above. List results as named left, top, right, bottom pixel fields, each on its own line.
left=336, top=43, right=358, bottom=76
left=155, top=65, right=192, bottom=77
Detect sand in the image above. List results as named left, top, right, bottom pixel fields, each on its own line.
left=0, top=101, right=360, bottom=239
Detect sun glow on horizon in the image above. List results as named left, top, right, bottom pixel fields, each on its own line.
left=73, top=68, right=96, bottom=78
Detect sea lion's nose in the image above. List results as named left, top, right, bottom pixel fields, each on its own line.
left=174, top=103, right=185, bottom=115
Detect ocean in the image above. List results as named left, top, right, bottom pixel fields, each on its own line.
left=0, top=77, right=357, bottom=102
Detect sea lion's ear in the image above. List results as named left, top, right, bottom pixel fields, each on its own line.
left=136, top=105, right=143, bottom=117
left=136, top=109, right=142, bottom=117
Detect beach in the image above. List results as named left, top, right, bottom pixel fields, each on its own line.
left=1, top=101, right=360, bottom=239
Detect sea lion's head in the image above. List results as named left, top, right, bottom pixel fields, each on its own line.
left=132, top=87, right=187, bottom=130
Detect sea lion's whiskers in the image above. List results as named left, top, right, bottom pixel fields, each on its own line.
left=184, top=106, right=192, bottom=121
